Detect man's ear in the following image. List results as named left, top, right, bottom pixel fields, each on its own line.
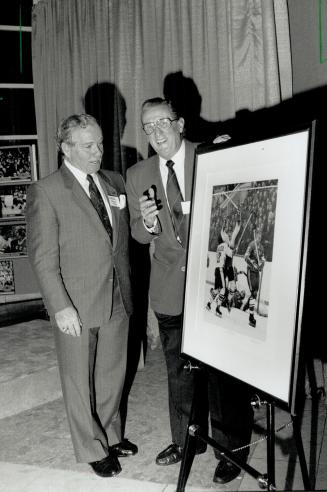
left=177, top=117, right=185, bottom=134
left=61, top=142, right=70, bottom=159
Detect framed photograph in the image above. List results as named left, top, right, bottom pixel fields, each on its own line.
left=0, top=184, right=27, bottom=219
left=0, top=144, right=37, bottom=182
left=0, top=222, right=27, bottom=257
left=181, top=126, right=314, bottom=409
left=0, top=259, right=15, bottom=294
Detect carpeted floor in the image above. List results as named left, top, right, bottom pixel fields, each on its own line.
left=0, top=319, right=326, bottom=490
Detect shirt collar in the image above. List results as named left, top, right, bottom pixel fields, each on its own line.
left=64, top=159, right=99, bottom=185
left=159, top=139, right=185, bottom=168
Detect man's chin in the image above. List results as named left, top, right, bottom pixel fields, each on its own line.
left=87, top=163, right=101, bottom=173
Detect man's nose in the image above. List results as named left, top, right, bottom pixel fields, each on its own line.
left=153, top=125, right=164, bottom=137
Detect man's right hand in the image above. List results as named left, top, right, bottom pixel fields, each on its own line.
left=55, top=306, right=82, bottom=337
left=139, top=187, right=159, bottom=228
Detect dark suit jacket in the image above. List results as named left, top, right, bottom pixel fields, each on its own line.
left=126, top=140, right=197, bottom=316
left=26, top=165, right=133, bottom=328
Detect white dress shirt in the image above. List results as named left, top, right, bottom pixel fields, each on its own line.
left=64, top=160, right=113, bottom=222
left=144, top=140, right=186, bottom=233
left=159, top=139, right=185, bottom=200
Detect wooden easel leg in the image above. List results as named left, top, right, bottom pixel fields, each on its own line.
left=291, top=414, right=312, bottom=491
left=266, top=401, right=276, bottom=490
left=176, top=424, right=197, bottom=492
left=176, top=365, right=205, bottom=492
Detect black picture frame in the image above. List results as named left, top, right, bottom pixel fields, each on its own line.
left=0, top=221, right=27, bottom=258
left=0, top=184, right=27, bottom=220
left=0, top=259, right=15, bottom=294
left=181, top=124, right=315, bottom=411
left=0, top=144, right=37, bottom=183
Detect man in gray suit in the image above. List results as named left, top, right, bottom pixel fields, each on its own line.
left=126, top=99, right=254, bottom=485
left=26, top=114, right=137, bottom=478
left=126, top=98, right=208, bottom=466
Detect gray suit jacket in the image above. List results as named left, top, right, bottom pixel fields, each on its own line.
left=26, top=165, right=133, bottom=328
left=126, top=140, right=197, bottom=316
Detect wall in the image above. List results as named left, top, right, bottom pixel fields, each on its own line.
left=288, top=0, right=327, bottom=94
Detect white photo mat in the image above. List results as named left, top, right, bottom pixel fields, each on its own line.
left=181, top=129, right=311, bottom=405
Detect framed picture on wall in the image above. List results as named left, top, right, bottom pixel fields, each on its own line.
left=0, top=222, right=27, bottom=257
left=181, top=124, right=314, bottom=411
left=0, top=184, right=27, bottom=219
left=0, top=259, right=15, bottom=294
left=0, top=144, right=37, bottom=182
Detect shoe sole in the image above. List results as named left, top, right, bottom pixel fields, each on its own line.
left=156, top=457, right=182, bottom=466
left=115, top=451, right=138, bottom=458
left=92, top=467, right=122, bottom=478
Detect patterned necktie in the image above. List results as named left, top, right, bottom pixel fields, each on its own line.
left=87, top=174, right=113, bottom=242
left=166, top=160, right=186, bottom=246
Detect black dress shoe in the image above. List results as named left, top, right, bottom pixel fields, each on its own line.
left=111, top=438, right=138, bottom=457
left=196, top=442, right=207, bottom=455
left=155, top=442, right=206, bottom=466
left=89, top=454, right=122, bottom=477
left=156, top=443, right=183, bottom=465
left=213, top=458, right=241, bottom=484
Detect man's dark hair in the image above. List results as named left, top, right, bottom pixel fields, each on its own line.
left=141, top=98, right=180, bottom=120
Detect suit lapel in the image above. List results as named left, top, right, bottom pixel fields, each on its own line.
left=98, top=171, right=120, bottom=250
left=60, top=165, right=112, bottom=245
left=184, top=140, right=196, bottom=202
left=149, top=155, right=180, bottom=242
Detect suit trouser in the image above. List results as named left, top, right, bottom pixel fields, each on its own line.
left=207, top=368, right=254, bottom=462
left=155, top=312, right=208, bottom=448
left=54, top=291, right=129, bottom=463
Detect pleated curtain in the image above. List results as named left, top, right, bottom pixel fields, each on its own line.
left=32, top=0, right=292, bottom=178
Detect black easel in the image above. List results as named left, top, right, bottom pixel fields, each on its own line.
left=176, top=364, right=312, bottom=492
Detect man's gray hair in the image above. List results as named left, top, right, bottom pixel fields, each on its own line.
left=56, top=114, right=99, bottom=151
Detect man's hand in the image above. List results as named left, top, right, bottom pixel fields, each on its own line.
left=139, top=187, right=159, bottom=228
left=55, top=306, right=82, bottom=337
left=213, top=134, right=231, bottom=144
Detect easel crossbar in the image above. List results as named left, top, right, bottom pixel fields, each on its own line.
left=189, top=424, right=265, bottom=483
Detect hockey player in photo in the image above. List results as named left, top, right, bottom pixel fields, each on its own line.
left=206, top=213, right=241, bottom=317
left=206, top=239, right=228, bottom=317
left=244, top=228, right=265, bottom=327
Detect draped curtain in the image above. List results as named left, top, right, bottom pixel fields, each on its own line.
left=32, top=0, right=292, bottom=178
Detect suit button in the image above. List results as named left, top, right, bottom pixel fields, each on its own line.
left=181, top=266, right=185, bottom=272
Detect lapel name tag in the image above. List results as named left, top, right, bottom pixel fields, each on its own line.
left=108, top=194, right=126, bottom=209
left=108, top=195, right=120, bottom=207
left=181, top=201, right=190, bottom=215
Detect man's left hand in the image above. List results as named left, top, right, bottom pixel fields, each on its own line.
left=55, top=306, right=82, bottom=337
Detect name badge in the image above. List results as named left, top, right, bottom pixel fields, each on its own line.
left=119, top=194, right=126, bottom=209
left=181, top=201, right=190, bottom=215
left=108, top=195, right=120, bottom=207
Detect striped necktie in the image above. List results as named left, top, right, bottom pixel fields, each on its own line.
left=87, top=174, right=113, bottom=242
left=166, top=160, right=186, bottom=246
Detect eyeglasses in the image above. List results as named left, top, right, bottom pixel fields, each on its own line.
left=142, top=117, right=178, bottom=135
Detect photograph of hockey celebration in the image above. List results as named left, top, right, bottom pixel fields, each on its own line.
left=204, top=179, right=277, bottom=339
left=0, top=185, right=27, bottom=219
left=0, top=145, right=33, bottom=182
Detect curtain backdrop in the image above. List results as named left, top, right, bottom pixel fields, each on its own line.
left=32, top=0, right=292, bottom=178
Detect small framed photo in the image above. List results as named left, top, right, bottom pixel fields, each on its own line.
left=0, top=184, right=27, bottom=219
left=0, top=259, right=15, bottom=294
left=0, top=144, right=37, bottom=182
left=182, top=124, right=314, bottom=410
left=0, top=222, right=27, bottom=257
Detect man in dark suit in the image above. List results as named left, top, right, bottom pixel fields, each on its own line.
left=126, top=98, right=253, bottom=484
left=26, top=114, right=137, bottom=478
